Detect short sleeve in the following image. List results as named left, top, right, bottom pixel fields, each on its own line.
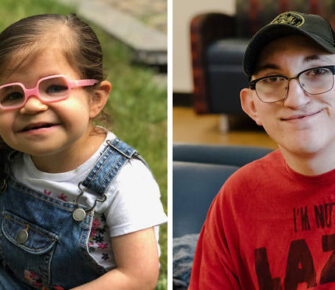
left=189, top=188, right=240, bottom=289
left=103, top=158, right=167, bottom=237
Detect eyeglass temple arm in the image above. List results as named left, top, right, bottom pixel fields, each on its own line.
left=70, top=79, right=99, bottom=88
left=249, top=80, right=256, bottom=90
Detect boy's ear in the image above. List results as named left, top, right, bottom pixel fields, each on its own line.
left=240, top=88, right=262, bottom=126
left=89, top=80, right=112, bottom=119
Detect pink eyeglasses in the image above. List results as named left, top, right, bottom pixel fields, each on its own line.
left=0, top=74, right=99, bottom=111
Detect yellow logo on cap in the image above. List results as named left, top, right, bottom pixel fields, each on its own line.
left=271, top=11, right=305, bottom=27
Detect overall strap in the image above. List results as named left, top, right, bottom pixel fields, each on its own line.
left=82, top=138, right=137, bottom=196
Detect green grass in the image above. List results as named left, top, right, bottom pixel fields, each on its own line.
left=0, top=0, right=168, bottom=288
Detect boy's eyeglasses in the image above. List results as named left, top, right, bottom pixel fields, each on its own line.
left=249, top=65, right=335, bottom=103
left=0, top=74, right=98, bottom=111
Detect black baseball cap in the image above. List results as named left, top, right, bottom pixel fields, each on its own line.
left=243, top=11, right=335, bottom=77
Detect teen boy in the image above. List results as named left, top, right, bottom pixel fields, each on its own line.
left=189, top=11, right=335, bottom=289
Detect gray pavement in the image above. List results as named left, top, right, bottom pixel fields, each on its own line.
left=100, top=0, right=167, bottom=34
left=58, top=0, right=167, bottom=66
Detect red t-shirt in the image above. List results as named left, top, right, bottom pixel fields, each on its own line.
left=189, top=150, right=335, bottom=290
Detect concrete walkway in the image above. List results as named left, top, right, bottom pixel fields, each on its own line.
left=58, top=0, right=167, bottom=66
left=100, top=0, right=166, bottom=34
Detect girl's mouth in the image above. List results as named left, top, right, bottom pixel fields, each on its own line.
left=20, top=123, right=58, bottom=133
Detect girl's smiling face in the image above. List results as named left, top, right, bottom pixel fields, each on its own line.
left=0, top=45, right=110, bottom=172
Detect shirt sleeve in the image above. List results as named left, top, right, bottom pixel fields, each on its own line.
left=189, top=189, right=240, bottom=289
left=103, top=158, right=167, bottom=237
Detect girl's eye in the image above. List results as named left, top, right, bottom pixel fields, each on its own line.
left=45, top=85, right=68, bottom=95
left=1, top=92, right=23, bottom=104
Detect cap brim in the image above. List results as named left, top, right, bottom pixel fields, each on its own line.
left=243, top=24, right=335, bottom=76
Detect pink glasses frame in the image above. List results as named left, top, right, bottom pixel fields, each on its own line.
left=0, top=74, right=99, bottom=111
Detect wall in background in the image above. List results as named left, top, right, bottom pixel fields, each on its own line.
left=173, top=0, right=234, bottom=94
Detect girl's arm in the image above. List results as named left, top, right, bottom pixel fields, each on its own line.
left=71, top=227, right=160, bottom=290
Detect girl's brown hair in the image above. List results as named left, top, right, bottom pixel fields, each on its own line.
left=0, top=14, right=105, bottom=182
left=0, top=14, right=104, bottom=80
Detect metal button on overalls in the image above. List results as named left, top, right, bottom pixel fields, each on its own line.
left=16, top=228, right=28, bottom=244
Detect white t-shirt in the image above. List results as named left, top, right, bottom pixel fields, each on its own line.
left=12, top=131, right=167, bottom=269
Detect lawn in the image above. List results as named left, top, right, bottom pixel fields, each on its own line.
left=0, top=0, right=168, bottom=288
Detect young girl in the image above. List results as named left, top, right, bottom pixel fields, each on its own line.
left=0, top=14, right=167, bottom=289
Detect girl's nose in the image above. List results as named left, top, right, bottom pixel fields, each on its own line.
left=19, top=96, right=48, bottom=114
left=283, top=78, right=310, bottom=109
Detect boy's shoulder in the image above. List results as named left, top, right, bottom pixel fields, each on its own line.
left=227, top=149, right=283, bottom=184
left=215, top=150, right=285, bottom=204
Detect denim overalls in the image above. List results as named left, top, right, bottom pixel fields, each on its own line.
left=0, top=138, right=137, bottom=289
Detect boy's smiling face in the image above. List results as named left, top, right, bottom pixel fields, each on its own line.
left=0, top=44, right=110, bottom=172
left=241, top=35, right=335, bottom=170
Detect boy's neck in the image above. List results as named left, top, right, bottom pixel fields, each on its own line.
left=279, top=145, right=335, bottom=176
